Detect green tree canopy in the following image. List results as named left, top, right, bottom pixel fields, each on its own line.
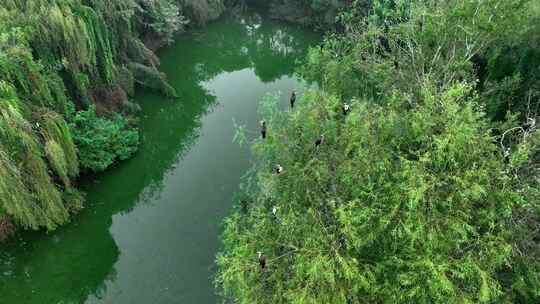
left=218, top=82, right=535, bottom=303
left=218, top=0, right=540, bottom=302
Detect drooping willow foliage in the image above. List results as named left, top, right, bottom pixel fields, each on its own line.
left=40, top=110, right=80, bottom=187
left=0, top=0, right=226, bottom=233
left=0, top=82, right=69, bottom=230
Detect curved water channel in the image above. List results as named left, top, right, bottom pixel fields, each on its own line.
left=0, top=12, right=319, bottom=304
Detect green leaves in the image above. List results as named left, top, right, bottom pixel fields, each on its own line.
left=0, top=0, right=230, bottom=235
left=221, top=1, right=539, bottom=302
left=140, top=0, right=187, bottom=44
left=217, top=78, right=532, bottom=302
left=0, top=88, right=76, bottom=230
left=70, top=105, right=139, bottom=172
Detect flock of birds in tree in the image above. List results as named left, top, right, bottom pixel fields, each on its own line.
left=255, top=91, right=351, bottom=271
left=254, top=91, right=536, bottom=271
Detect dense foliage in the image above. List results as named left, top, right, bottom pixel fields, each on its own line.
left=217, top=0, right=540, bottom=302
left=258, top=0, right=353, bottom=28
left=0, top=0, right=226, bottom=235
left=70, top=106, right=139, bottom=172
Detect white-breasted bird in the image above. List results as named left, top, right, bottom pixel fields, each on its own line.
left=272, top=205, right=279, bottom=216
left=257, top=251, right=266, bottom=270
left=342, top=103, right=350, bottom=116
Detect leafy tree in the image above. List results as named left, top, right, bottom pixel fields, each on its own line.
left=263, top=0, right=353, bottom=28
left=218, top=0, right=540, bottom=302
left=139, top=0, right=188, bottom=44
left=480, top=2, right=540, bottom=120
left=217, top=82, right=535, bottom=303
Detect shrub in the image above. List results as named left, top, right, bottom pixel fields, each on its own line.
left=70, top=106, right=139, bottom=172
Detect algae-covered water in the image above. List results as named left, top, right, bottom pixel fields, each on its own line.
left=0, top=12, right=319, bottom=304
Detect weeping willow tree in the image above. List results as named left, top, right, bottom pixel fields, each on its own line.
left=40, top=110, right=80, bottom=187
left=0, top=5, right=87, bottom=232
left=0, top=0, right=228, bottom=108
left=0, top=0, right=175, bottom=104
left=0, top=82, right=73, bottom=230
left=0, top=0, right=227, bottom=234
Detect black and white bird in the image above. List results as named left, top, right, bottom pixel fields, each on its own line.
left=523, top=117, right=536, bottom=132
left=275, top=164, right=284, bottom=174
left=257, top=251, right=266, bottom=270
left=272, top=205, right=279, bottom=218
left=290, top=91, right=297, bottom=109
left=503, top=147, right=511, bottom=164
left=315, top=134, right=325, bottom=148
left=342, top=103, right=350, bottom=116
left=260, top=120, right=267, bottom=139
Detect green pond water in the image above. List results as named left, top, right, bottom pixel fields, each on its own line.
left=0, top=12, right=319, bottom=304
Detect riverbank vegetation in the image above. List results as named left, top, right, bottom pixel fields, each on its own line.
left=217, top=0, right=540, bottom=302
left=0, top=0, right=227, bottom=237
left=265, top=0, right=351, bottom=28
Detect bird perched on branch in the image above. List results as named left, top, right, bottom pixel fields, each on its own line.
left=290, top=91, right=297, bottom=109
left=275, top=164, right=284, bottom=175
left=272, top=205, right=279, bottom=216
left=257, top=251, right=266, bottom=270
left=503, top=147, right=511, bottom=164
left=315, top=134, right=325, bottom=148
left=342, top=103, right=350, bottom=116
left=523, top=117, right=536, bottom=132
left=260, top=120, right=267, bottom=139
